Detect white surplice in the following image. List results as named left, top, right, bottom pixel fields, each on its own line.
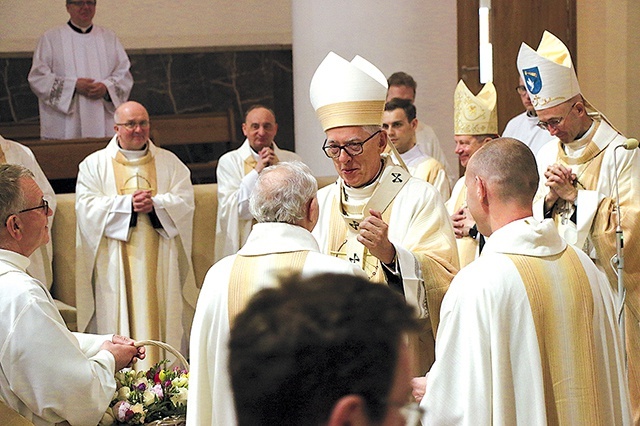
left=0, top=135, right=56, bottom=288
left=400, top=144, right=450, bottom=199
left=422, top=218, right=631, bottom=425
left=415, top=121, right=455, bottom=186
left=75, top=137, right=198, bottom=359
left=28, top=24, right=133, bottom=139
left=187, top=222, right=366, bottom=426
left=214, top=139, right=302, bottom=262
left=0, top=249, right=116, bottom=426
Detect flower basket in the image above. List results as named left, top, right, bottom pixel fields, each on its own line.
left=101, top=340, right=189, bottom=426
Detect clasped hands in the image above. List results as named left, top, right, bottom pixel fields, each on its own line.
left=451, top=206, right=475, bottom=239
left=255, top=146, right=280, bottom=173
left=132, top=189, right=154, bottom=214
left=544, top=163, right=578, bottom=209
left=76, top=77, right=107, bottom=100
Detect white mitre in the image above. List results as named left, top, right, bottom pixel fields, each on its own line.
left=454, top=80, right=498, bottom=136
left=309, top=52, right=388, bottom=131
left=516, top=31, right=581, bottom=110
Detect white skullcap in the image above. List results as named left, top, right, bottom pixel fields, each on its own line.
left=516, top=31, right=581, bottom=110
left=454, top=80, right=498, bottom=135
left=309, top=52, right=388, bottom=131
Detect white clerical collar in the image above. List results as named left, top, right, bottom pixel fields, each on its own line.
left=342, top=160, right=384, bottom=201
left=400, top=144, right=423, bottom=163
left=118, top=144, right=149, bottom=160
left=564, top=120, right=596, bottom=155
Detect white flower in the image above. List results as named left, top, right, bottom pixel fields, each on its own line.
left=116, top=386, right=131, bottom=401
left=170, top=387, right=188, bottom=407
left=143, top=390, right=156, bottom=407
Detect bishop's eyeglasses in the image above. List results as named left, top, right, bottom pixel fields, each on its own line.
left=322, top=130, right=381, bottom=159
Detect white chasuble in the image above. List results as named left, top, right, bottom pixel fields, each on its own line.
left=314, top=155, right=459, bottom=374
left=76, top=137, right=197, bottom=369
left=534, top=116, right=640, bottom=420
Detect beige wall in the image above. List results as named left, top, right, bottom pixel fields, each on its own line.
left=0, top=0, right=292, bottom=52
left=578, top=0, right=640, bottom=138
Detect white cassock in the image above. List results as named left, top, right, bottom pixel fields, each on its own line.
left=187, top=222, right=366, bottom=426
left=422, top=218, right=631, bottom=425
left=415, top=121, right=456, bottom=186
left=400, top=144, right=450, bottom=199
left=214, top=140, right=302, bottom=262
left=0, top=135, right=56, bottom=288
left=75, top=137, right=198, bottom=364
left=28, top=24, right=133, bottom=139
left=502, top=111, right=554, bottom=156
left=0, top=249, right=117, bottom=426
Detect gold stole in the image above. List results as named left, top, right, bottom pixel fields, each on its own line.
left=453, top=179, right=478, bottom=267
left=112, top=151, right=162, bottom=369
left=0, top=400, right=32, bottom=426
left=552, top=121, right=605, bottom=244
left=327, top=160, right=409, bottom=282
left=244, top=155, right=257, bottom=175
left=507, top=247, right=602, bottom=425
left=227, top=251, right=309, bottom=324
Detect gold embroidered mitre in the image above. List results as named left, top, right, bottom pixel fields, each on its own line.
left=309, top=52, right=388, bottom=131
left=454, top=80, right=498, bottom=135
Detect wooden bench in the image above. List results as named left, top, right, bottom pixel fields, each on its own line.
left=8, top=109, right=237, bottom=184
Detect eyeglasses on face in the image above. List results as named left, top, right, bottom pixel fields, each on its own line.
left=18, top=199, right=49, bottom=216
left=5, top=199, right=50, bottom=225
left=116, top=120, right=151, bottom=131
left=516, top=85, right=528, bottom=95
left=67, top=1, right=96, bottom=7
left=536, top=102, right=578, bottom=131
left=322, top=130, right=381, bottom=159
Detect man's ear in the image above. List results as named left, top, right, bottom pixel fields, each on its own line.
left=326, top=395, right=370, bottom=426
left=378, top=130, right=388, bottom=150
left=476, top=176, right=489, bottom=206
left=5, top=215, right=23, bottom=241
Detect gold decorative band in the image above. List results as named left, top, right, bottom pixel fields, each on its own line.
left=316, top=100, right=385, bottom=131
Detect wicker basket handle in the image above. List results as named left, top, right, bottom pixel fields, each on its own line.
left=134, top=339, right=189, bottom=369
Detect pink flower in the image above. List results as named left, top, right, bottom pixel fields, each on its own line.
left=151, top=383, right=164, bottom=399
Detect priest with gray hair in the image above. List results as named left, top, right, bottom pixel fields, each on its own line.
left=187, top=160, right=365, bottom=426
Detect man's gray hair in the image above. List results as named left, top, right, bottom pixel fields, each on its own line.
left=0, top=164, right=34, bottom=225
left=249, top=161, right=318, bottom=224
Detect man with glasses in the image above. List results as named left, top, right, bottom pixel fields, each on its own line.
left=0, top=164, right=144, bottom=425
left=413, top=138, right=631, bottom=424
left=519, top=31, right=640, bottom=421
left=502, top=77, right=553, bottom=156
left=75, top=101, right=198, bottom=370
left=215, top=105, right=302, bottom=262
left=229, top=273, right=423, bottom=426
left=0, top=134, right=57, bottom=290
left=28, top=0, right=132, bottom=139
left=310, top=52, right=458, bottom=375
